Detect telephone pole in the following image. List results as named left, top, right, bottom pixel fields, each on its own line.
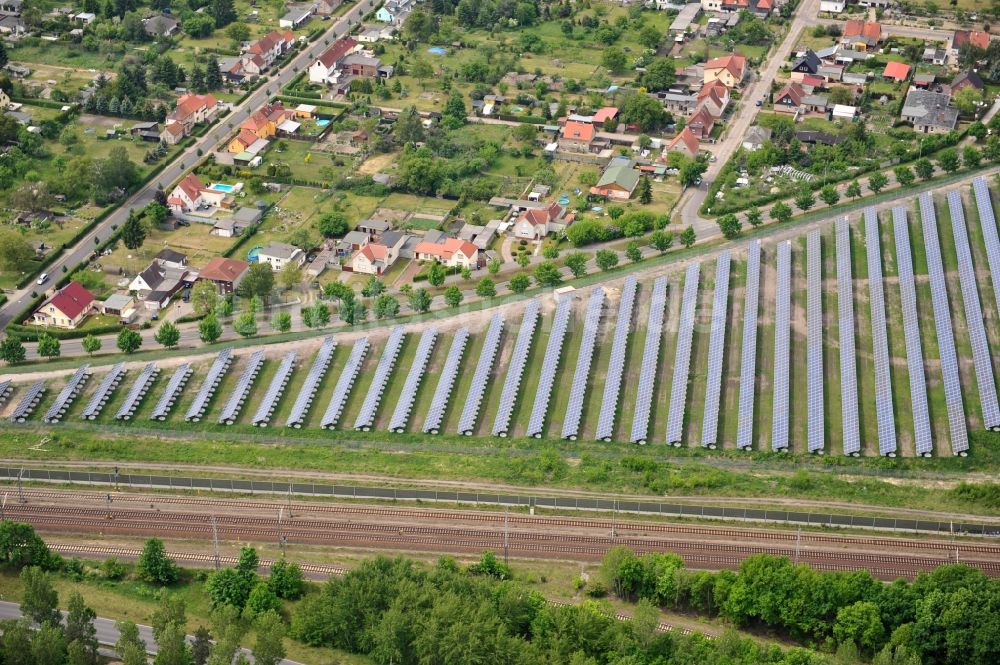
left=211, top=516, right=220, bottom=570
left=503, top=510, right=509, bottom=567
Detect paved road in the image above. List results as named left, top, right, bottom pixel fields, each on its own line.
left=0, top=600, right=303, bottom=664
left=0, top=3, right=370, bottom=331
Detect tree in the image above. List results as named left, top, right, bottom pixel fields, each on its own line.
left=595, top=250, right=619, bottom=271
left=136, top=538, right=178, bottom=585
left=268, top=559, right=304, bottom=600
left=620, top=93, right=669, bottom=133
left=513, top=123, right=537, bottom=144
left=442, top=89, right=467, bottom=129
left=236, top=263, right=274, bottom=301
left=487, top=258, right=501, bottom=274
left=625, top=242, right=642, bottom=263
left=642, top=57, right=676, bottom=92
left=206, top=568, right=254, bottom=611
left=198, top=314, right=222, bottom=344
left=866, top=171, right=888, bottom=193
left=953, top=85, right=984, bottom=116
left=443, top=285, right=463, bottom=308
left=373, top=294, right=399, bottom=319
left=188, top=281, right=217, bottom=318
left=92, top=147, right=139, bottom=203
left=717, top=213, right=742, bottom=239
left=637, top=176, right=652, bottom=204
left=0, top=228, right=35, bottom=271
left=746, top=207, right=763, bottom=228
left=834, top=601, right=885, bottom=654
left=533, top=261, right=562, bottom=286
left=819, top=184, right=840, bottom=207
left=967, top=121, right=988, bottom=140
left=427, top=261, right=447, bottom=287
left=252, top=611, right=286, bottom=665
left=679, top=158, right=707, bottom=187
left=475, top=278, right=496, bottom=298
left=541, top=244, right=559, bottom=260
left=602, top=47, right=628, bottom=74
left=680, top=226, right=696, bottom=248
left=205, top=54, right=223, bottom=91
left=64, top=592, right=98, bottom=665
left=516, top=252, right=531, bottom=268
left=121, top=210, right=147, bottom=250
left=190, top=626, right=211, bottom=665
left=650, top=230, right=674, bottom=253
left=408, top=288, right=432, bottom=313
left=117, top=329, right=142, bottom=354
left=317, top=212, right=349, bottom=238
left=565, top=252, right=588, bottom=278
left=0, top=522, right=53, bottom=569
left=771, top=202, right=792, bottom=223
left=963, top=145, right=982, bottom=168
left=894, top=165, right=915, bottom=187
left=11, top=181, right=54, bottom=212
left=36, top=333, right=60, bottom=359
left=31, top=623, right=67, bottom=665
left=508, top=274, right=531, bottom=294
left=915, top=157, right=935, bottom=180
left=794, top=188, right=815, bottom=211
left=116, top=621, right=147, bottom=665
left=154, top=321, right=180, bottom=348
left=152, top=621, right=192, bottom=665
left=394, top=105, right=425, bottom=145
left=278, top=263, right=302, bottom=291
left=845, top=180, right=862, bottom=200
left=0, top=337, right=26, bottom=365
left=21, top=567, right=60, bottom=625
left=936, top=148, right=960, bottom=174
left=245, top=582, right=281, bottom=619
left=272, top=312, right=291, bottom=332
left=0, top=40, right=7, bottom=68
left=361, top=277, right=385, bottom=298
left=234, top=311, right=257, bottom=337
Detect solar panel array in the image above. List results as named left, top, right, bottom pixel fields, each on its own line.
left=354, top=326, right=406, bottom=431
left=892, top=206, right=933, bottom=457
left=116, top=363, right=159, bottom=421
left=389, top=328, right=437, bottom=433
left=286, top=336, right=336, bottom=428
left=43, top=365, right=90, bottom=424
left=81, top=362, right=126, bottom=420
left=150, top=364, right=192, bottom=421
left=864, top=208, right=897, bottom=457
left=772, top=241, right=791, bottom=452
left=527, top=296, right=573, bottom=438
left=736, top=241, right=760, bottom=451
left=252, top=351, right=296, bottom=427
left=972, top=177, right=1000, bottom=318
left=562, top=288, right=605, bottom=440
left=806, top=231, right=824, bottom=454
left=321, top=337, right=369, bottom=429
left=595, top=276, right=637, bottom=442
left=185, top=348, right=233, bottom=423
left=666, top=264, right=700, bottom=446
left=493, top=300, right=540, bottom=437
left=630, top=276, right=667, bottom=445
left=947, top=190, right=1000, bottom=432
left=458, top=313, right=504, bottom=435
left=701, top=253, right=730, bottom=449
left=0, top=380, right=13, bottom=408
left=836, top=219, right=861, bottom=457
left=10, top=381, right=45, bottom=422
left=217, top=350, right=264, bottom=425
left=919, top=192, right=968, bottom=455
left=423, top=328, right=469, bottom=434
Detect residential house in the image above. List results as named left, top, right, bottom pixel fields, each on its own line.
left=128, top=258, right=191, bottom=310
left=212, top=207, right=261, bottom=238
left=0, top=14, right=25, bottom=34
left=101, top=294, right=137, bottom=323
left=167, top=174, right=225, bottom=213
left=413, top=238, right=479, bottom=269
left=341, top=52, right=384, bottom=77
left=257, top=242, right=306, bottom=272
left=951, top=69, right=984, bottom=93
left=72, top=11, right=95, bottom=24
left=315, top=0, right=343, bottom=15
left=356, top=24, right=395, bottom=42
left=240, top=102, right=294, bottom=140
left=198, top=257, right=249, bottom=295
left=882, top=61, right=910, bottom=82
left=592, top=106, right=619, bottom=126
left=309, top=37, right=359, bottom=84
left=742, top=125, right=772, bottom=151
left=667, top=126, right=700, bottom=159
left=376, top=0, right=412, bottom=24
left=246, top=30, right=295, bottom=69
left=351, top=232, right=405, bottom=275
left=32, top=282, right=96, bottom=329
left=295, top=104, right=316, bottom=118
left=280, top=6, right=312, bottom=28
left=657, top=91, right=699, bottom=115
left=161, top=122, right=185, bottom=146
left=154, top=248, right=188, bottom=270
left=339, top=231, right=370, bottom=255
left=143, top=14, right=179, bottom=37
left=228, top=128, right=259, bottom=153
left=817, top=64, right=844, bottom=82
left=801, top=94, right=828, bottom=114
left=129, top=121, right=161, bottom=142
left=591, top=158, right=641, bottom=201
left=357, top=218, right=390, bottom=238
left=901, top=89, right=959, bottom=133
left=0, top=0, right=22, bottom=12
left=841, top=20, right=881, bottom=52
left=791, top=50, right=821, bottom=77
left=774, top=82, right=805, bottom=112
left=558, top=120, right=596, bottom=153
left=164, top=93, right=219, bottom=138
left=511, top=202, right=565, bottom=239
left=697, top=80, right=730, bottom=117
left=703, top=54, right=747, bottom=87
left=687, top=106, right=716, bottom=139
left=819, top=0, right=846, bottom=12
left=0, top=89, right=9, bottom=109
left=923, top=47, right=947, bottom=66
left=951, top=30, right=990, bottom=57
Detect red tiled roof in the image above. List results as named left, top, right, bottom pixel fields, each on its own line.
left=317, top=37, right=358, bottom=68
left=167, top=196, right=184, bottom=206
left=757, top=0, right=773, bottom=9
left=562, top=120, right=595, bottom=142
left=359, top=244, right=387, bottom=262
left=705, top=54, right=746, bottom=80
left=173, top=93, right=218, bottom=121
left=45, top=281, right=95, bottom=320
left=668, top=126, right=699, bottom=156
left=176, top=174, right=206, bottom=201
left=698, top=79, right=729, bottom=100
left=776, top=82, right=805, bottom=106
left=688, top=106, right=715, bottom=130
left=883, top=61, right=910, bottom=81
left=801, top=74, right=824, bottom=87
left=592, top=107, right=618, bottom=123
left=234, top=129, right=257, bottom=147
left=953, top=30, right=990, bottom=51
left=164, top=122, right=185, bottom=137
left=414, top=238, right=478, bottom=260
left=844, top=20, right=881, bottom=41
left=200, top=257, right=248, bottom=283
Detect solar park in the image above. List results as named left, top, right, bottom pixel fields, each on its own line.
left=6, top=181, right=1000, bottom=457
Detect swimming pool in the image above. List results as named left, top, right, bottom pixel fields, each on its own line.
left=428, top=46, right=446, bottom=54
left=247, top=246, right=262, bottom=263
left=316, top=119, right=331, bottom=127
left=209, top=183, right=236, bottom=193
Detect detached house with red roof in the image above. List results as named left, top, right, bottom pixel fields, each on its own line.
left=168, top=174, right=225, bottom=214
left=951, top=30, right=991, bottom=58
left=414, top=238, right=480, bottom=269
left=882, top=61, right=910, bottom=82
left=197, top=257, right=249, bottom=295
left=703, top=54, right=747, bottom=87
left=164, top=93, right=220, bottom=140
left=687, top=106, right=716, bottom=140
left=841, top=20, right=882, bottom=52
left=558, top=120, right=596, bottom=153
left=512, top=203, right=565, bottom=240
left=309, top=37, right=359, bottom=84
left=774, top=82, right=805, bottom=113
left=697, top=80, right=730, bottom=117
left=667, top=126, right=700, bottom=160
left=247, top=30, right=295, bottom=69
left=33, top=281, right=95, bottom=329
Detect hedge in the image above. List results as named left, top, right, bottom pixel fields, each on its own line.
left=13, top=97, right=79, bottom=111
left=275, top=95, right=347, bottom=110
left=5, top=322, right=125, bottom=342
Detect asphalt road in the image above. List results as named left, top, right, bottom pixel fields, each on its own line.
left=0, top=600, right=303, bottom=664
left=0, top=2, right=371, bottom=331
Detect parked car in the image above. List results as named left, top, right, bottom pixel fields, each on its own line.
left=36, top=273, right=48, bottom=285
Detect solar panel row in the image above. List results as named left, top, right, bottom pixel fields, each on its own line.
left=595, top=275, right=637, bottom=442
left=116, top=363, right=160, bottom=421
left=81, top=363, right=126, bottom=420
left=919, top=193, right=969, bottom=455
left=423, top=328, right=469, bottom=434
left=388, top=327, right=438, bottom=433
left=972, top=177, right=1000, bottom=325
left=947, top=190, right=1000, bottom=432
left=701, top=253, right=730, bottom=449
left=286, top=336, right=336, bottom=428
left=527, top=295, right=574, bottom=438
left=321, top=337, right=369, bottom=430
left=493, top=300, right=540, bottom=437
left=562, top=288, right=605, bottom=440
left=43, top=365, right=90, bottom=424
left=666, top=263, right=700, bottom=446
left=354, top=326, right=406, bottom=431
left=217, top=350, right=264, bottom=425
left=10, top=381, right=45, bottom=423
left=252, top=351, right=297, bottom=427
left=806, top=230, right=823, bottom=454
left=772, top=241, right=791, bottom=452
left=892, top=206, right=933, bottom=457
left=736, top=241, right=760, bottom=451
left=630, top=276, right=667, bottom=445
left=150, top=364, right=192, bottom=421
left=864, top=207, right=897, bottom=457
left=835, top=219, right=861, bottom=457
left=0, top=380, right=13, bottom=408
left=186, top=348, right=234, bottom=423
left=458, top=313, right=504, bottom=435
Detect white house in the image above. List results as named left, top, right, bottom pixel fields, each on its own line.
left=309, top=37, right=358, bottom=84
left=257, top=242, right=306, bottom=272
left=413, top=238, right=479, bottom=269
left=167, top=174, right=225, bottom=213
left=511, top=203, right=564, bottom=240
left=819, top=0, right=846, bottom=12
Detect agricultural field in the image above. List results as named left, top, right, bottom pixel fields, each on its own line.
left=6, top=178, right=1000, bottom=461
